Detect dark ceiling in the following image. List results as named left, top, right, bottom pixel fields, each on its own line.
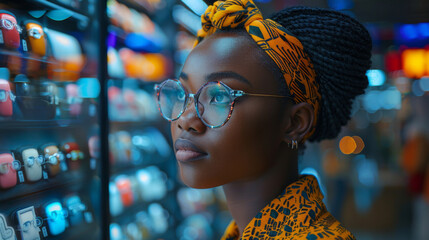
left=202, top=0, right=429, bottom=24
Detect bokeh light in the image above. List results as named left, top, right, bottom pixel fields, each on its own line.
left=339, top=136, right=357, bottom=155
left=412, top=80, right=425, bottom=96
left=366, top=69, right=386, bottom=86
left=402, top=49, right=427, bottom=79
left=399, top=24, right=418, bottom=40
left=352, top=136, right=365, bottom=154
left=419, top=77, right=429, bottom=91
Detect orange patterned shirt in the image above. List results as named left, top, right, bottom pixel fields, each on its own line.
left=221, top=175, right=355, bottom=240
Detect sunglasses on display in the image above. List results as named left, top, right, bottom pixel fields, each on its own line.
left=0, top=19, right=22, bottom=33
left=155, top=79, right=290, bottom=128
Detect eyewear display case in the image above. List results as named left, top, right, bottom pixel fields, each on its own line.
left=0, top=0, right=104, bottom=239
left=0, top=0, right=231, bottom=239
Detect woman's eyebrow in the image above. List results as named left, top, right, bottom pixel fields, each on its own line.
left=205, top=71, right=252, bottom=85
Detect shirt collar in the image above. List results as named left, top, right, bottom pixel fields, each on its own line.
left=221, top=175, right=325, bottom=240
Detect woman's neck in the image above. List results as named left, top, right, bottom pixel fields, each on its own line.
left=222, top=147, right=299, bottom=237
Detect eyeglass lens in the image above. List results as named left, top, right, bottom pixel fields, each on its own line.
left=0, top=163, right=11, bottom=174
left=158, top=80, right=234, bottom=127
left=0, top=90, right=7, bottom=102
left=1, top=19, right=21, bottom=32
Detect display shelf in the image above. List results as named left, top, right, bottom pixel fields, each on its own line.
left=116, top=0, right=153, bottom=17
left=0, top=118, right=97, bottom=129
left=110, top=190, right=177, bottom=221
left=110, top=157, right=169, bottom=176
left=1, top=0, right=90, bottom=22
left=0, top=188, right=100, bottom=240
left=52, top=221, right=100, bottom=240
left=109, top=119, right=164, bottom=129
left=110, top=191, right=178, bottom=239
left=0, top=170, right=91, bottom=202
left=0, top=49, right=56, bottom=65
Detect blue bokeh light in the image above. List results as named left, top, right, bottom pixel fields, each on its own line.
left=366, top=69, right=386, bottom=87
left=399, top=24, right=418, bottom=40
left=327, top=0, right=354, bottom=10
left=417, top=23, right=429, bottom=38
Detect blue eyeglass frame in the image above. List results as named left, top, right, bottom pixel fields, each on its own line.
left=155, top=79, right=289, bottom=128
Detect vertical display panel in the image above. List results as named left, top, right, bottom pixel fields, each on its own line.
left=106, top=0, right=181, bottom=239
left=0, top=0, right=103, bottom=239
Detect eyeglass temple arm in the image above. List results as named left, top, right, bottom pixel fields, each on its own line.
left=246, top=93, right=289, bottom=98
left=232, top=90, right=290, bottom=98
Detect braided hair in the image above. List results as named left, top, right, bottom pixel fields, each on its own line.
left=269, top=7, right=372, bottom=142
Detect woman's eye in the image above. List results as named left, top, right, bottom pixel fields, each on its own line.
left=210, top=92, right=229, bottom=104
left=177, top=91, right=185, bottom=101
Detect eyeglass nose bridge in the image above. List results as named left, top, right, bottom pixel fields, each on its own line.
left=186, top=93, right=196, bottom=109
left=182, top=93, right=204, bottom=119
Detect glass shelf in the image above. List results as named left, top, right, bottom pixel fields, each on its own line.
left=0, top=118, right=97, bottom=129
left=0, top=170, right=90, bottom=202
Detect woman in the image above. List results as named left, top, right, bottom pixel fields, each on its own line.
left=155, top=0, right=371, bottom=239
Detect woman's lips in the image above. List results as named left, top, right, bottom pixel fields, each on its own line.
left=174, top=138, right=207, bottom=162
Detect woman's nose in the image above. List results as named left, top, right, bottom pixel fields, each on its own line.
left=176, top=97, right=206, bottom=133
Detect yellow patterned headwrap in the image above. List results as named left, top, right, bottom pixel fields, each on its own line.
left=194, top=0, right=322, bottom=140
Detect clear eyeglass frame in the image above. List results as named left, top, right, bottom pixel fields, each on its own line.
left=48, top=209, right=68, bottom=221
left=0, top=162, right=12, bottom=174
left=69, top=203, right=86, bottom=215
left=0, top=161, right=21, bottom=174
left=155, top=79, right=290, bottom=128
left=28, top=28, right=43, bottom=39
left=0, top=19, right=22, bottom=33
left=21, top=220, right=37, bottom=232
left=26, top=155, right=45, bottom=167
left=0, top=90, right=15, bottom=102
left=45, top=154, right=58, bottom=165
left=20, top=217, right=43, bottom=232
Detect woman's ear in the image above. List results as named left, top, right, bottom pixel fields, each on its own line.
left=282, top=102, right=314, bottom=143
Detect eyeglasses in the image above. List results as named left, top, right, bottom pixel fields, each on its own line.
left=0, top=161, right=21, bottom=174
left=44, top=152, right=64, bottom=165
left=48, top=209, right=68, bottom=221
left=20, top=217, right=43, bottom=232
left=0, top=19, right=22, bottom=33
left=67, top=150, right=84, bottom=161
left=25, top=155, right=45, bottom=167
left=155, top=79, right=289, bottom=128
left=28, top=27, right=43, bottom=39
left=0, top=90, right=15, bottom=102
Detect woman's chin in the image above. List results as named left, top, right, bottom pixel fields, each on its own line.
left=179, top=170, right=224, bottom=189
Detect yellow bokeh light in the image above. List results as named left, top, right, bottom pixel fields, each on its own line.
left=402, top=49, right=426, bottom=79
left=339, top=136, right=357, bottom=155
left=352, top=136, right=365, bottom=154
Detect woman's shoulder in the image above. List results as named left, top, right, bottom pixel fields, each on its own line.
left=287, top=212, right=356, bottom=240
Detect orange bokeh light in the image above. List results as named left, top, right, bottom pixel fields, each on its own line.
left=402, top=49, right=428, bottom=79
left=339, top=136, right=357, bottom=155
left=352, top=136, right=365, bottom=154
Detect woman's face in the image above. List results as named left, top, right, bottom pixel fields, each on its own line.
left=171, top=32, right=291, bottom=188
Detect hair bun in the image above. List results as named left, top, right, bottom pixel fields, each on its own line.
left=270, top=6, right=372, bottom=142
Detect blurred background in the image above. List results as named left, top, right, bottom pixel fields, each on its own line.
left=0, top=0, right=427, bottom=240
